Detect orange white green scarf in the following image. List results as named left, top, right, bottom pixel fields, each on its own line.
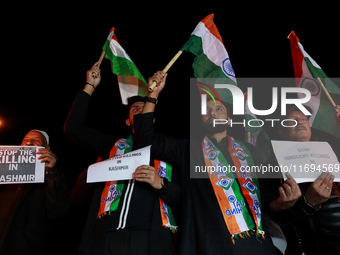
left=98, top=135, right=177, bottom=232
left=202, top=136, right=264, bottom=244
left=154, top=160, right=177, bottom=232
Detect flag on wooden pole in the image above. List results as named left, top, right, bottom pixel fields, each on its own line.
left=288, top=31, right=340, bottom=138
left=102, top=27, right=148, bottom=104
left=181, top=14, right=236, bottom=80
left=148, top=14, right=235, bottom=93
left=181, top=14, right=236, bottom=104
left=182, top=14, right=271, bottom=161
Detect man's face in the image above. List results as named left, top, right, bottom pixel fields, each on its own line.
left=21, top=131, right=47, bottom=147
left=201, top=100, right=229, bottom=134
left=126, top=101, right=145, bottom=130
left=279, top=110, right=312, bottom=142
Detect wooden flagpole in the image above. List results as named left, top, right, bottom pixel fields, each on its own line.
left=316, top=77, right=339, bottom=112
left=97, top=51, right=106, bottom=67
left=148, top=50, right=183, bottom=91
left=92, top=51, right=106, bottom=78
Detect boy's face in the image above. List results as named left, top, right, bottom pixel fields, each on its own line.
left=126, top=101, right=145, bottom=130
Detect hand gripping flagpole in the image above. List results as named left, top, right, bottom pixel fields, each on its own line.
left=92, top=51, right=106, bottom=78
left=316, top=77, right=340, bottom=112
left=148, top=50, right=183, bottom=92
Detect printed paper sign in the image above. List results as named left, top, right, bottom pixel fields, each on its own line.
left=271, top=140, right=340, bottom=183
left=0, top=146, right=45, bottom=184
left=87, top=145, right=151, bottom=183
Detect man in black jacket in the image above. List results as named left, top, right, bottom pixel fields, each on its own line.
left=0, top=130, right=69, bottom=255
left=64, top=63, right=180, bottom=255
left=261, top=106, right=340, bottom=255
left=136, top=72, right=277, bottom=255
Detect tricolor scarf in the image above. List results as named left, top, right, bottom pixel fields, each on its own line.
left=98, top=135, right=177, bottom=232
left=202, top=136, right=264, bottom=244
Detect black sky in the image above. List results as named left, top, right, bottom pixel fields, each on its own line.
left=1, top=2, right=339, bottom=183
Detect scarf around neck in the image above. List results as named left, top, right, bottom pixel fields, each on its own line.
left=98, top=135, right=177, bottom=232
left=202, top=136, right=264, bottom=244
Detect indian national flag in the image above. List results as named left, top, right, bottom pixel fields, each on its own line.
left=288, top=31, right=340, bottom=138
left=181, top=14, right=236, bottom=103
left=102, top=27, right=148, bottom=104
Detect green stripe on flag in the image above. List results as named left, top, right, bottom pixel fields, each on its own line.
left=303, top=57, right=340, bottom=138
left=106, top=56, right=147, bottom=85
left=103, top=40, right=147, bottom=85
left=182, top=35, right=237, bottom=81
left=304, top=58, right=340, bottom=94
left=182, top=35, right=236, bottom=104
left=313, top=92, right=340, bottom=138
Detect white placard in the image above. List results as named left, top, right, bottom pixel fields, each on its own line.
left=87, top=145, right=151, bottom=183
left=271, top=140, right=340, bottom=183
left=0, top=146, right=45, bottom=184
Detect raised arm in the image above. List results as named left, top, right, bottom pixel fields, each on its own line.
left=134, top=71, right=187, bottom=167
left=142, top=71, right=167, bottom=114
left=83, top=62, right=101, bottom=96
left=63, top=63, right=114, bottom=158
left=133, top=71, right=182, bottom=207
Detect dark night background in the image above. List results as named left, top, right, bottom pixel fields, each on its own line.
left=0, top=2, right=339, bottom=253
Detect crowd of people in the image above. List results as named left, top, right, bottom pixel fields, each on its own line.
left=0, top=62, right=339, bottom=255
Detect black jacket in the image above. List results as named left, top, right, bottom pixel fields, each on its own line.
left=0, top=166, right=69, bottom=255
left=64, top=91, right=180, bottom=255
left=260, top=129, right=340, bottom=255
left=135, top=112, right=277, bottom=255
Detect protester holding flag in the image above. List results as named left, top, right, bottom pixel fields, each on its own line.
left=136, top=69, right=277, bottom=254
left=63, top=62, right=180, bottom=255
left=258, top=32, right=340, bottom=255
left=288, top=31, right=340, bottom=138
left=132, top=14, right=277, bottom=254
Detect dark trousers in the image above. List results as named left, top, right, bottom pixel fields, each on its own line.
left=86, top=229, right=150, bottom=255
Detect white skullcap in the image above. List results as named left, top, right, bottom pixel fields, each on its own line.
left=30, top=129, right=49, bottom=146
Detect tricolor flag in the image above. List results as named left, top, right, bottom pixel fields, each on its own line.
left=181, top=14, right=236, bottom=103
left=102, top=27, right=148, bottom=104
left=182, top=14, right=271, bottom=161
left=288, top=31, right=340, bottom=138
